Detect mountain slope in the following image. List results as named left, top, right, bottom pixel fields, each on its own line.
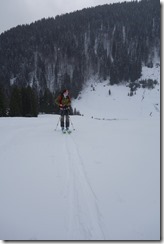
left=72, top=64, right=160, bottom=119
left=0, top=0, right=160, bottom=97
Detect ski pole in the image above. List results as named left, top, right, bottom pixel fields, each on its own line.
left=55, top=116, right=61, bottom=131
left=69, top=116, right=75, bottom=130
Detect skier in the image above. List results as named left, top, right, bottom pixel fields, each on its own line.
left=55, top=89, right=71, bottom=132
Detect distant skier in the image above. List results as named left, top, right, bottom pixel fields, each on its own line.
left=55, top=89, right=71, bottom=131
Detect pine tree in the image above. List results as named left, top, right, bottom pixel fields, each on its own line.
left=21, top=86, right=38, bottom=117
left=0, top=86, right=6, bottom=116
left=9, top=86, right=22, bottom=117
left=39, top=88, right=54, bottom=114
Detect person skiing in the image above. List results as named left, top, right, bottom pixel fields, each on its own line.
left=55, top=89, right=71, bottom=132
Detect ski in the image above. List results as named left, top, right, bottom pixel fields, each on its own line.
left=62, top=129, right=72, bottom=134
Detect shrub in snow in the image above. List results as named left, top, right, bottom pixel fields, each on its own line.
left=139, top=79, right=158, bottom=89
left=73, top=108, right=81, bottom=115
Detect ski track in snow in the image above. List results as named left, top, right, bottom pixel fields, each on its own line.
left=64, top=133, right=105, bottom=240
left=0, top=113, right=160, bottom=240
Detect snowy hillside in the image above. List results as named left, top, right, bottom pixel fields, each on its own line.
left=0, top=65, right=160, bottom=240
left=72, top=65, right=160, bottom=119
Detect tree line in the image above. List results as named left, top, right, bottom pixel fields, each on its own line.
left=0, top=86, right=38, bottom=117
left=0, top=86, right=78, bottom=117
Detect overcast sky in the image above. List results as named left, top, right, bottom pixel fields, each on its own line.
left=0, top=0, right=135, bottom=34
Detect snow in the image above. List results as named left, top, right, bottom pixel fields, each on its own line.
left=0, top=65, right=160, bottom=240
left=73, top=65, right=160, bottom=120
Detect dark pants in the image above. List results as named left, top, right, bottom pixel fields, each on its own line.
left=60, top=109, right=70, bottom=129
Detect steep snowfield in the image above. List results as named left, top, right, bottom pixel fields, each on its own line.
left=0, top=65, right=160, bottom=240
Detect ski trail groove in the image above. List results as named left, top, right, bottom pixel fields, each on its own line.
left=64, top=134, right=105, bottom=240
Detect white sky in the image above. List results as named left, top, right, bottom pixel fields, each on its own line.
left=0, top=0, right=134, bottom=34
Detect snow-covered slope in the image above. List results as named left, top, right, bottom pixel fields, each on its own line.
left=0, top=65, right=160, bottom=240
left=72, top=65, right=160, bottom=119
